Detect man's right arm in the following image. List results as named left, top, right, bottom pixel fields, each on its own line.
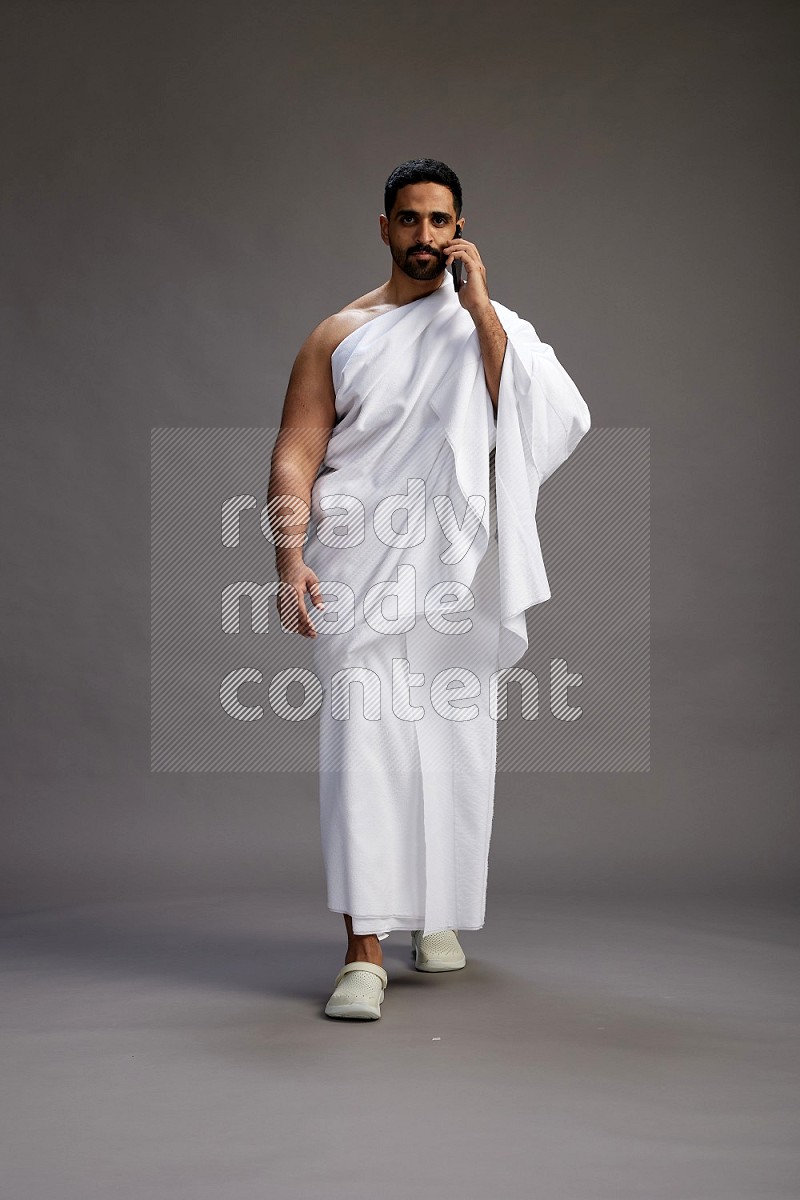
left=267, top=319, right=338, bottom=638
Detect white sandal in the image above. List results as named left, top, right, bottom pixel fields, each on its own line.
left=324, top=961, right=388, bottom=1019
left=411, top=929, right=467, bottom=972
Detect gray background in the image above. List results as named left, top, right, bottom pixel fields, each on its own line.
left=2, top=0, right=798, bottom=911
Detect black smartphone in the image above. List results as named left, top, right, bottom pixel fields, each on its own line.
left=452, top=221, right=464, bottom=291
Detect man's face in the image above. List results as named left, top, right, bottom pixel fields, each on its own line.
left=382, top=182, right=459, bottom=281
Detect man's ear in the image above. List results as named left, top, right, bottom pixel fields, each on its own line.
left=379, top=214, right=389, bottom=245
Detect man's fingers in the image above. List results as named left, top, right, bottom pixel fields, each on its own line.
left=295, top=589, right=317, bottom=638
left=446, top=248, right=482, bottom=266
left=446, top=239, right=479, bottom=258
left=277, top=588, right=317, bottom=638
left=308, top=579, right=326, bottom=609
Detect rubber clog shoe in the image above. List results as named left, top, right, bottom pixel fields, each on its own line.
left=324, top=961, right=388, bottom=1019
left=411, top=929, right=467, bottom=972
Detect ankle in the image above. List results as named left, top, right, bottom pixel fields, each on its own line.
left=346, top=935, right=383, bottom=965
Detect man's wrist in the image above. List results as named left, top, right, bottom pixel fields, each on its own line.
left=467, top=297, right=497, bottom=324
left=275, top=546, right=305, bottom=573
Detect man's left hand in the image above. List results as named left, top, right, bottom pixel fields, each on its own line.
left=444, top=236, right=491, bottom=317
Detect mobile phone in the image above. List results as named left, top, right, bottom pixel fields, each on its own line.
left=452, top=221, right=464, bottom=291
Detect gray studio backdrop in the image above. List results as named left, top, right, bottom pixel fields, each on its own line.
left=1, top=0, right=797, bottom=911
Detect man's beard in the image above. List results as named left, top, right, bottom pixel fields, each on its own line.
left=390, top=239, right=446, bottom=281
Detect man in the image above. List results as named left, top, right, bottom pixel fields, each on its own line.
left=267, top=159, right=591, bottom=1019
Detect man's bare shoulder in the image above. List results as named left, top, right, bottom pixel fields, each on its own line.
left=307, top=284, right=394, bottom=359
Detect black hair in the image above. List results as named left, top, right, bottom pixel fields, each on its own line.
left=383, top=158, right=463, bottom=221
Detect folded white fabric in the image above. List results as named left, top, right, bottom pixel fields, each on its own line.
left=307, top=274, right=590, bottom=947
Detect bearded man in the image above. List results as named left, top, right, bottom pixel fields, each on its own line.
left=267, top=158, right=591, bottom=1019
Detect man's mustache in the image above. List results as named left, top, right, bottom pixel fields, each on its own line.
left=408, top=246, right=443, bottom=258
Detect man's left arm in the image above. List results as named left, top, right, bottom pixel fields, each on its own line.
left=445, top=234, right=507, bottom=413
left=470, top=303, right=507, bottom=414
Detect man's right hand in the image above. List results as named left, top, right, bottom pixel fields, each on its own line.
left=276, top=560, right=325, bottom=638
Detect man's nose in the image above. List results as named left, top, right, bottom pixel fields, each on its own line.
left=418, top=221, right=436, bottom=244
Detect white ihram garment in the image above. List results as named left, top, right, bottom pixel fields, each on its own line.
left=303, top=273, right=590, bottom=939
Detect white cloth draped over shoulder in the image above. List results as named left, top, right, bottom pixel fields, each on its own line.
left=303, top=271, right=590, bottom=939
left=308, top=272, right=591, bottom=670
